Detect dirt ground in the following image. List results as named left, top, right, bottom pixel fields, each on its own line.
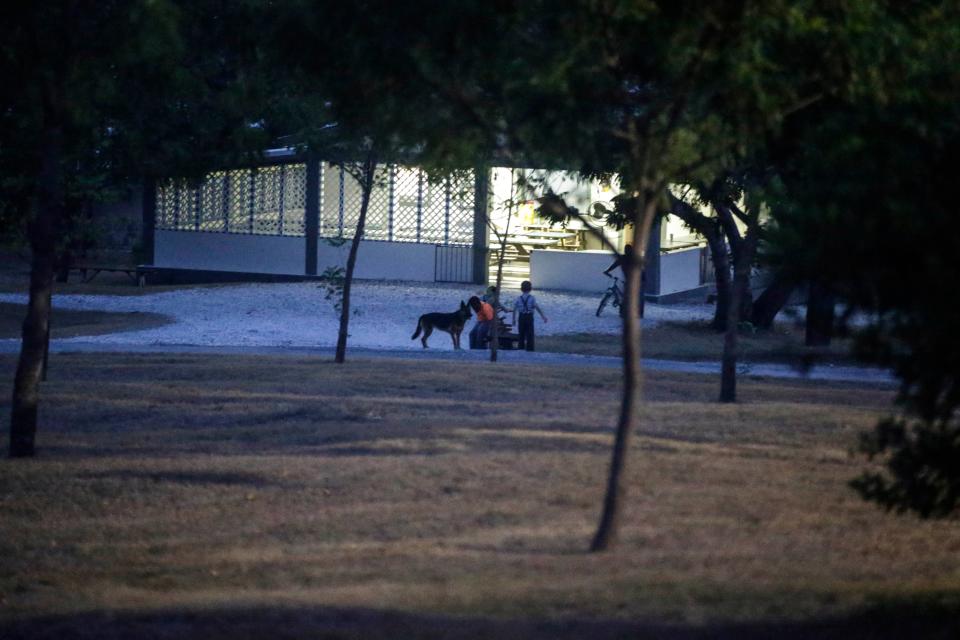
left=0, top=303, right=171, bottom=340
left=0, top=254, right=856, bottom=364
left=1, top=353, right=957, bottom=639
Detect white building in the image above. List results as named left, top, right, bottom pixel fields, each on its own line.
left=144, top=156, right=712, bottom=301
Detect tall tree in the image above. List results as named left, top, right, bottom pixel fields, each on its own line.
left=276, top=0, right=867, bottom=549
left=1, top=2, right=180, bottom=457
left=333, top=152, right=379, bottom=364
left=274, top=2, right=485, bottom=364
left=765, top=1, right=960, bottom=516
left=2, top=1, right=280, bottom=457
left=423, top=0, right=856, bottom=550
left=666, top=173, right=765, bottom=403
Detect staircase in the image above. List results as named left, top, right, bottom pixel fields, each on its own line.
left=488, top=245, right=529, bottom=289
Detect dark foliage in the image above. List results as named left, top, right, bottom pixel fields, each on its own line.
left=764, top=2, right=960, bottom=516
left=851, top=417, right=960, bottom=518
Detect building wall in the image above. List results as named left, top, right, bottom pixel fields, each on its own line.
left=317, top=240, right=436, bottom=282
left=156, top=230, right=440, bottom=282
left=659, top=247, right=703, bottom=295
left=155, top=230, right=306, bottom=275
left=530, top=246, right=706, bottom=298
left=529, top=249, right=614, bottom=293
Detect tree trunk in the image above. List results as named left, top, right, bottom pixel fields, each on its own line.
left=707, top=232, right=732, bottom=332
left=334, top=155, right=376, bottom=364
left=750, top=271, right=795, bottom=330
left=805, top=280, right=835, bottom=347
left=739, top=284, right=754, bottom=321
left=719, top=227, right=759, bottom=403
left=666, top=193, right=732, bottom=331
left=10, top=125, right=63, bottom=457
left=590, top=194, right=656, bottom=553
left=42, top=320, right=50, bottom=382
left=719, top=259, right=747, bottom=402
left=489, top=185, right=515, bottom=362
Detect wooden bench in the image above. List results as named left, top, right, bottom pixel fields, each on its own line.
left=67, top=264, right=158, bottom=287
left=481, top=317, right=521, bottom=350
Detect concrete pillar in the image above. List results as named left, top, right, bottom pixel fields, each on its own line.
left=304, top=156, right=320, bottom=275
left=472, top=166, right=490, bottom=285
left=141, top=178, right=156, bottom=265
left=644, top=217, right=661, bottom=297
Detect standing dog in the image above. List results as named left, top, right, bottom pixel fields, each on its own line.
left=411, top=300, right=472, bottom=349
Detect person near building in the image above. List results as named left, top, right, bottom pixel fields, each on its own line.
left=603, top=243, right=645, bottom=318
left=513, top=280, right=548, bottom=351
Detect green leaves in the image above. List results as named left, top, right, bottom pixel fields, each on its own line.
left=852, top=417, right=960, bottom=518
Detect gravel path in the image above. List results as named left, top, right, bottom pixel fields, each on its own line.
left=0, top=340, right=894, bottom=385
left=0, top=280, right=712, bottom=350
left=0, top=281, right=893, bottom=384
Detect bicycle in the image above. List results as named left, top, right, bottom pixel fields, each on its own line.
left=596, top=275, right=623, bottom=317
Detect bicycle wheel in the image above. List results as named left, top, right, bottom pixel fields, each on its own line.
left=596, top=291, right=613, bottom=317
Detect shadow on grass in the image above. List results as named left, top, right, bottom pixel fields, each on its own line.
left=76, top=469, right=280, bottom=487
left=2, top=598, right=958, bottom=640
left=7, top=420, right=616, bottom=460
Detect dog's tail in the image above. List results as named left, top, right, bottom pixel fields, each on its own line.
left=411, top=318, right=422, bottom=340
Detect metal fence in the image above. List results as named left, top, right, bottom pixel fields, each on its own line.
left=435, top=244, right=475, bottom=282
left=156, top=162, right=475, bottom=246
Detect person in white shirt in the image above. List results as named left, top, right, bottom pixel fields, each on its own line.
left=513, top=280, right=548, bottom=351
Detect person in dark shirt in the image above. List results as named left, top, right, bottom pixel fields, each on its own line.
left=513, top=280, right=548, bottom=351
left=603, top=244, right=645, bottom=318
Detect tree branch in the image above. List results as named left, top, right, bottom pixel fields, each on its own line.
left=536, top=193, right=621, bottom=255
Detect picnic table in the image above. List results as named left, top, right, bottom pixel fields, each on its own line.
left=510, top=229, right=580, bottom=252
left=521, top=230, right=577, bottom=239
left=506, top=236, right=564, bottom=255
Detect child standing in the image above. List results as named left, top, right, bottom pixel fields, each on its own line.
left=513, top=280, right=548, bottom=351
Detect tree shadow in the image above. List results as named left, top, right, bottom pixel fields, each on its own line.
left=2, top=599, right=958, bottom=640
left=75, top=469, right=284, bottom=487
left=6, top=419, right=617, bottom=460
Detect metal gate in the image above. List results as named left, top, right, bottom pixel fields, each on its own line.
left=435, top=244, right=474, bottom=283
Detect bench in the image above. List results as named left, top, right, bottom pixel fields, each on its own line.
left=479, top=317, right=521, bottom=350
left=66, top=264, right=158, bottom=288
left=487, top=332, right=521, bottom=350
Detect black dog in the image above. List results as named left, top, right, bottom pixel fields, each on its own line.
left=411, top=300, right=472, bottom=349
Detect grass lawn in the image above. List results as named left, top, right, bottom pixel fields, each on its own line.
left=1, top=353, right=957, bottom=638
left=540, top=319, right=858, bottom=365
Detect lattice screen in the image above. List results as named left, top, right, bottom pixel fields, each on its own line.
left=392, top=166, right=422, bottom=242
left=319, top=162, right=342, bottom=237
left=337, top=163, right=390, bottom=241
left=157, top=181, right=199, bottom=231
left=197, top=171, right=227, bottom=232
left=446, top=171, right=476, bottom=245
left=157, top=162, right=475, bottom=246
left=157, top=165, right=308, bottom=236
left=281, top=164, right=307, bottom=236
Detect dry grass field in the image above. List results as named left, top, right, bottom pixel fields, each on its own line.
left=1, top=353, right=958, bottom=638
left=539, top=320, right=856, bottom=365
